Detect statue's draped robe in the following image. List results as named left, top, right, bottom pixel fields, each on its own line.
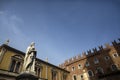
left=23, top=45, right=35, bottom=72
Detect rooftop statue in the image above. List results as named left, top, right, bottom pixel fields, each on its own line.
left=23, top=42, right=36, bottom=73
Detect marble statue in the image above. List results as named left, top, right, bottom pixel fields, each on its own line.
left=23, top=42, right=36, bottom=73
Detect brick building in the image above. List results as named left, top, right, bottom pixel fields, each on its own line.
left=59, top=39, right=120, bottom=80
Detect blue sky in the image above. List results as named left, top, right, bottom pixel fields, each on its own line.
left=0, top=0, right=120, bottom=65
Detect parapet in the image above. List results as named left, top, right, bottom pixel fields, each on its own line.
left=59, top=38, right=120, bottom=67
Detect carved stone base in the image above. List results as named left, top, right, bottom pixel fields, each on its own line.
left=16, top=72, right=38, bottom=80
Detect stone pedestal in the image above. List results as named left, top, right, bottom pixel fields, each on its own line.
left=16, top=72, right=38, bottom=80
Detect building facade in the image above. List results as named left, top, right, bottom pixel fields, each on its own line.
left=59, top=39, right=120, bottom=80
left=0, top=44, right=69, bottom=80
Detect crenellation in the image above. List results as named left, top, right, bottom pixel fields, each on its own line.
left=92, top=48, right=97, bottom=53
left=61, top=38, right=120, bottom=68
left=87, top=50, right=92, bottom=55
left=98, top=45, right=103, bottom=50
left=112, top=40, right=117, bottom=45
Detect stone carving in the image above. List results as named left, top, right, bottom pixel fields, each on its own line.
left=23, top=42, right=36, bottom=73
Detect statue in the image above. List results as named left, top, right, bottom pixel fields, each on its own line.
left=4, top=39, right=9, bottom=45
left=23, top=42, right=36, bottom=73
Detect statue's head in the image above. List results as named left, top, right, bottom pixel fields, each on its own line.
left=31, top=42, right=35, bottom=46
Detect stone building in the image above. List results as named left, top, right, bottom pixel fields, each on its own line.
left=59, top=39, right=120, bottom=80
left=0, top=44, right=69, bottom=80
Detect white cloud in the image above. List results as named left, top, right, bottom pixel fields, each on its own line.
left=0, top=11, right=24, bottom=35
left=0, top=11, right=31, bottom=52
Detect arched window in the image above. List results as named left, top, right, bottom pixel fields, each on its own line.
left=80, top=74, right=84, bottom=80
left=73, top=75, right=77, bottom=80
left=15, top=62, right=21, bottom=73
left=94, top=57, right=99, bottom=64
left=52, top=70, right=57, bottom=80
left=112, top=53, right=119, bottom=58
left=35, top=62, right=43, bottom=77
left=9, top=60, right=16, bottom=72
left=63, top=73, right=67, bottom=80
left=104, top=56, right=110, bottom=61
left=9, top=55, right=23, bottom=73
left=85, top=61, right=90, bottom=67
left=88, top=70, right=94, bottom=77
left=38, top=68, right=41, bottom=77
left=111, top=64, right=117, bottom=71
left=78, top=64, right=82, bottom=69
left=96, top=67, right=104, bottom=75
left=72, top=66, right=75, bottom=71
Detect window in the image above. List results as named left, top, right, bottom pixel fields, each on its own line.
left=63, top=73, right=67, bottom=80
left=9, top=60, right=16, bottom=72
left=112, top=53, right=119, bottom=58
left=35, top=67, right=41, bottom=77
left=9, top=60, right=21, bottom=73
left=38, top=68, right=41, bottom=77
left=88, top=70, right=94, bottom=77
left=15, top=62, right=21, bottom=73
left=78, top=64, right=82, bottom=69
left=35, top=62, right=43, bottom=77
left=52, top=70, right=57, bottom=80
left=35, top=67, right=37, bottom=74
left=85, top=61, right=90, bottom=67
left=73, top=75, right=77, bottom=80
left=80, top=74, right=84, bottom=80
left=94, top=57, right=99, bottom=64
left=72, top=66, right=75, bottom=71
left=96, top=67, right=104, bottom=75
left=9, top=55, right=23, bottom=73
left=104, top=56, right=110, bottom=60
left=111, top=64, right=117, bottom=71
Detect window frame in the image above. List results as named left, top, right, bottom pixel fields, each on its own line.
left=96, top=67, right=104, bottom=74
left=73, top=75, right=77, bottom=80
left=111, top=64, right=118, bottom=71
left=80, top=74, right=84, bottom=80
left=104, top=56, right=110, bottom=61
left=9, top=55, right=23, bottom=73
left=88, top=70, right=94, bottom=77
left=94, top=57, right=99, bottom=64
left=85, top=61, right=90, bottom=67
left=78, top=64, right=82, bottom=69
left=72, top=66, right=75, bottom=71
left=112, top=53, right=119, bottom=58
